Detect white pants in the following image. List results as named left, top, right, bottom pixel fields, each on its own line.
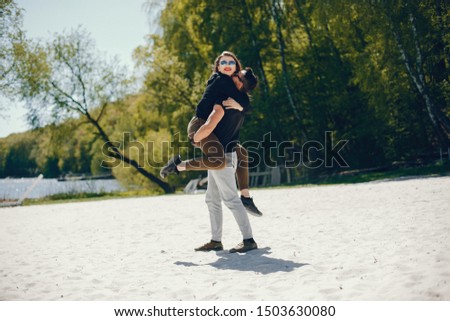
left=205, top=152, right=253, bottom=241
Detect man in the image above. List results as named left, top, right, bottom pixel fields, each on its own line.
left=163, top=67, right=259, bottom=253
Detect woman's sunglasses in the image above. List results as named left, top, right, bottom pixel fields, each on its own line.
left=219, top=60, right=236, bottom=66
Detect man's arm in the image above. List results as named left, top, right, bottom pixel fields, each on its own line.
left=193, top=104, right=225, bottom=143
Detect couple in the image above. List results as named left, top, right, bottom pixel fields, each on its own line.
left=160, top=51, right=261, bottom=253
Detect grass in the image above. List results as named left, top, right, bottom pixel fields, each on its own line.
left=22, top=189, right=164, bottom=206
left=289, top=161, right=450, bottom=186
left=15, top=161, right=450, bottom=206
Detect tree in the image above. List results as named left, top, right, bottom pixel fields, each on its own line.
left=383, top=1, right=450, bottom=148
left=2, top=132, right=38, bottom=177
left=0, top=0, right=25, bottom=109
left=14, top=27, right=173, bottom=193
left=133, top=40, right=206, bottom=186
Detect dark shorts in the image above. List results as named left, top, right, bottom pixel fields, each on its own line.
left=187, top=116, right=206, bottom=147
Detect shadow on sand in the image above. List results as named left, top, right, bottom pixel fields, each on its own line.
left=174, top=247, right=308, bottom=275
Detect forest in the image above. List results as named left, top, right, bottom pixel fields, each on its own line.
left=0, top=0, right=448, bottom=193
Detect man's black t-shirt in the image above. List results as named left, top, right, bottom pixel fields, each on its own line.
left=213, top=108, right=245, bottom=152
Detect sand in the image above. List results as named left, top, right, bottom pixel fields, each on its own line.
left=0, top=175, right=449, bottom=300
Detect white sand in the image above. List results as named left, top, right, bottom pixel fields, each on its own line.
left=0, top=176, right=449, bottom=301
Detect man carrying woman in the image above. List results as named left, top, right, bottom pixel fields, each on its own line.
left=161, top=51, right=260, bottom=253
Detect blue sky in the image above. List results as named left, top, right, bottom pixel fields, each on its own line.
left=1, top=0, right=159, bottom=138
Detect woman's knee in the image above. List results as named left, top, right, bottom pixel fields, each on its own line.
left=236, top=144, right=248, bottom=158
left=235, top=145, right=248, bottom=167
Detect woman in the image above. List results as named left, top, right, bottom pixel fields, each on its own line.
left=160, top=51, right=262, bottom=216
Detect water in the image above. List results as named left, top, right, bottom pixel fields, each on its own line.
left=0, top=178, right=125, bottom=200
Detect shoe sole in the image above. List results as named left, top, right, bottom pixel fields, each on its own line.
left=159, top=169, right=167, bottom=179
left=243, top=204, right=263, bottom=217
left=229, top=246, right=258, bottom=253
left=195, top=248, right=223, bottom=252
left=248, top=211, right=263, bottom=217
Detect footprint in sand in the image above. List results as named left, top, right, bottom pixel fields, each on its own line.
left=92, top=279, right=102, bottom=285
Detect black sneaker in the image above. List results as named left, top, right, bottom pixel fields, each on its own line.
left=160, top=155, right=182, bottom=178
left=240, top=196, right=263, bottom=217
left=229, top=239, right=258, bottom=253
left=195, top=240, right=223, bottom=252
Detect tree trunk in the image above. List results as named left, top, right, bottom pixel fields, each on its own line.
left=389, top=9, right=450, bottom=148
left=408, top=8, right=450, bottom=136
left=240, top=0, right=286, bottom=142
left=294, top=0, right=328, bottom=140
left=294, top=0, right=319, bottom=81
left=85, top=112, right=174, bottom=193
left=240, top=0, right=270, bottom=98
left=269, top=0, right=308, bottom=141
left=434, top=0, right=450, bottom=65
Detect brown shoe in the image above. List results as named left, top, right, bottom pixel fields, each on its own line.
left=195, top=240, right=223, bottom=252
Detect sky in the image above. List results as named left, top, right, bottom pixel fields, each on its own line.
left=0, top=0, right=161, bottom=138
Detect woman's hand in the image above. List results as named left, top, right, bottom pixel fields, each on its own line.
left=222, top=98, right=243, bottom=111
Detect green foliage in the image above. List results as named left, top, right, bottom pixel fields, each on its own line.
left=0, top=120, right=99, bottom=178
left=0, top=131, right=38, bottom=177
left=0, top=0, right=24, bottom=99
left=152, top=0, right=449, bottom=170
left=11, top=27, right=130, bottom=127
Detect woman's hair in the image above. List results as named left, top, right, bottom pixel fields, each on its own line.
left=212, top=51, right=243, bottom=74
left=240, top=67, right=258, bottom=93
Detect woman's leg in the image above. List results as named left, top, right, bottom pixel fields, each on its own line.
left=234, top=144, right=263, bottom=216
left=235, top=144, right=250, bottom=197
left=183, top=134, right=226, bottom=170
left=178, top=116, right=226, bottom=171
